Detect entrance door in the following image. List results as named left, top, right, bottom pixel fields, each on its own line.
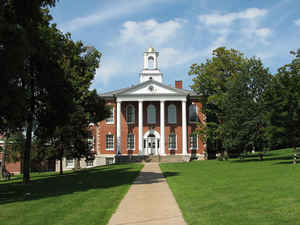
left=146, top=134, right=156, bottom=155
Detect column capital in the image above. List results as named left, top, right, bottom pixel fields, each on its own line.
left=116, top=99, right=122, bottom=103
left=138, top=99, right=144, bottom=103
left=181, top=99, right=187, bottom=103
left=160, top=99, right=166, bottom=103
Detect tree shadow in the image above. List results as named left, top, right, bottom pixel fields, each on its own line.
left=0, top=165, right=141, bottom=205
left=273, top=160, right=300, bottom=165
left=133, top=171, right=179, bottom=185
left=231, top=155, right=293, bottom=163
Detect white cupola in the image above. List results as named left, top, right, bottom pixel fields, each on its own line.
left=140, top=46, right=163, bottom=83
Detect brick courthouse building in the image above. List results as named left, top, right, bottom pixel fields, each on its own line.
left=58, top=47, right=206, bottom=170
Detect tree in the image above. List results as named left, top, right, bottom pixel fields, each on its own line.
left=265, top=49, right=300, bottom=164
left=189, top=47, right=271, bottom=159
left=189, top=47, right=245, bottom=158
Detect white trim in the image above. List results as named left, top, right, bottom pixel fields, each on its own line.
left=127, top=133, right=135, bottom=150
left=168, top=133, right=177, bottom=150
left=189, top=133, right=198, bottom=150
left=105, top=134, right=114, bottom=151
left=66, top=158, right=74, bottom=169
left=147, top=104, right=156, bottom=124
left=188, top=103, right=199, bottom=124
left=167, top=104, right=177, bottom=124
left=117, top=95, right=186, bottom=102
left=106, top=106, right=114, bottom=124
left=126, top=104, right=136, bottom=124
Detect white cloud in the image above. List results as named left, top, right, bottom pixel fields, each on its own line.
left=119, top=19, right=186, bottom=45
left=295, top=18, right=300, bottom=26
left=198, top=8, right=271, bottom=47
left=198, top=8, right=267, bottom=26
left=60, top=0, right=169, bottom=32
left=255, top=28, right=272, bottom=39
left=159, top=48, right=200, bottom=68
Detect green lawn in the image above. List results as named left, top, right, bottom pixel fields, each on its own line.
left=0, top=163, right=143, bottom=225
left=160, top=148, right=300, bottom=225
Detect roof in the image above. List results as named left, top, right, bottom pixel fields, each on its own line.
left=100, top=79, right=198, bottom=98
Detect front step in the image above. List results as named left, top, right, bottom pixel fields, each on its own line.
left=115, top=155, right=191, bottom=163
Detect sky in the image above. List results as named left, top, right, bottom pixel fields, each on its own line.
left=50, top=0, right=300, bottom=93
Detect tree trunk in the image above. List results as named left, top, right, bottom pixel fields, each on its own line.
left=293, top=146, right=297, bottom=164
left=224, top=150, right=229, bottom=160
left=59, top=157, right=63, bottom=175
left=23, top=120, right=33, bottom=184
left=0, top=135, right=8, bottom=179
left=23, top=75, right=35, bottom=184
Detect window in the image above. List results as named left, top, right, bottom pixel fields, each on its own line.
left=86, top=160, right=94, bottom=167
left=168, top=104, right=177, bottom=124
left=168, top=133, right=176, bottom=149
left=66, top=158, right=74, bottom=168
left=147, top=104, right=156, bottom=124
left=189, top=104, right=198, bottom=122
left=127, top=133, right=135, bottom=150
left=190, top=134, right=198, bottom=150
left=88, top=132, right=94, bottom=151
left=106, top=134, right=114, bottom=150
left=148, top=56, right=154, bottom=69
left=126, top=105, right=135, bottom=123
left=106, top=107, right=114, bottom=124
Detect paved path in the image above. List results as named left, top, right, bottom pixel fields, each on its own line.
left=108, top=163, right=187, bottom=225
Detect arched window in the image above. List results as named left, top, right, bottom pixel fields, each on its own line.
left=147, top=104, right=156, bottom=124
left=168, top=104, right=177, bottom=124
left=189, top=104, right=198, bottom=122
left=148, top=56, right=154, bottom=69
left=168, top=133, right=177, bottom=150
left=127, top=133, right=135, bottom=150
left=126, top=104, right=135, bottom=123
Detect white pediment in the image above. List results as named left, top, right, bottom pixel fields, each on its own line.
left=130, top=83, right=177, bottom=95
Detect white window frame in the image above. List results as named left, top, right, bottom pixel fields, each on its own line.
left=127, top=133, right=135, bottom=150
left=168, top=133, right=177, bottom=150
left=88, top=132, right=94, bottom=151
left=190, top=133, right=198, bottom=150
left=126, top=104, right=135, bottom=124
left=106, top=107, right=114, bottom=124
left=66, top=158, right=74, bottom=168
left=168, top=104, right=177, bottom=124
left=105, top=134, right=114, bottom=151
left=189, top=104, right=199, bottom=123
left=86, top=159, right=94, bottom=167
left=147, top=104, right=156, bottom=124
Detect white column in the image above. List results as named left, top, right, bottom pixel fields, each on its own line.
left=138, top=100, right=143, bottom=155
left=182, top=100, right=187, bottom=155
left=160, top=100, right=165, bottom=155
left=116, top=100, right=122, bottom=155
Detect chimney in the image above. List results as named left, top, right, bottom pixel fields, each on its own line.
left=175, top=80, right=182, bottom=89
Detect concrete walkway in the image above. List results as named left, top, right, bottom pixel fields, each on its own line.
left=108, top=163, right=187, bottom=225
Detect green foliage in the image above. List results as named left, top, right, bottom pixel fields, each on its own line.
left=265, top=49, right=300, bottom=163
left=189, top=47, right=271, bottom=157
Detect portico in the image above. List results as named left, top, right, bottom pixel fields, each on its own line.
left=116, top=96, right=188, bottom=156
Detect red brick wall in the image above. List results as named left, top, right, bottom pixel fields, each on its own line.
left=96, top=99, right=206, bottom=155
left=0, top=152, right=21, bottom=174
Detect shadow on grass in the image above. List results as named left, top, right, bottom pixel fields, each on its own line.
left=0, top=165, right=142, bottom=205
left=273, top=160, right=300, bottom=165
left=231, top=155, right=293, bottom=163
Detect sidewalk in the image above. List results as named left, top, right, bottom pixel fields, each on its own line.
left=108, top=163, right=187, bottom=225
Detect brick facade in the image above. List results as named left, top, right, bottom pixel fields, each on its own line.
left=94, top=99, right=206, bottom=158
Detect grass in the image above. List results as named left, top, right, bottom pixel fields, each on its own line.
left=160, top=148, right=300, bottom=225
left=0, top=163, right=143, bottom=225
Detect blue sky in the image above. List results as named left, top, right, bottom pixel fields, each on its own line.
left=50, top=0, right=300, bottom=93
